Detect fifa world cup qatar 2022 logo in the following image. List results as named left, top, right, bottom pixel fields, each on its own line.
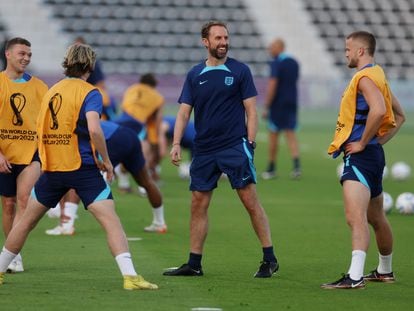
left=9, top=93, right=26, bottom=126
left=48, top=93, right=62, bottom=130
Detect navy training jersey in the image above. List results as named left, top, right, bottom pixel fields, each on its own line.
left=163, top=115, right=196, bottom=144
left=100, top=120, right=120, bottom=140
left=270, top=53, right=299, bottom=108
left=178, top=57, right=257, bottom=155
left=87, top=60, right=105, bottom=85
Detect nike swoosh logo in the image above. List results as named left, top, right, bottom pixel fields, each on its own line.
left=351, top=280, right=364, bottom=288
left=199, top=80, right=208, bottom=85
left=242, top=176, right=250, bottom=181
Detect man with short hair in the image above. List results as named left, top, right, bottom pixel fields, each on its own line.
left=321, top=31, right=405, bottom=289
left=163, top=20, right=279, bottom=278
left=261, top=38, right=301, bottom=180
left=0, top=37, right=48, bottom=272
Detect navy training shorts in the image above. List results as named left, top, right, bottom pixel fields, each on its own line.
left=190, top=139, right=257, bottom=191
left=340, top=144, right=385, bottom=198
left=32, top=165, right=113, bottom=209
left=106, top=126, right=145, bottom=176
left=0, top=152, right=40, bottom=197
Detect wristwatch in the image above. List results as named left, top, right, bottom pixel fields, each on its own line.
left=248, top=141, right=256, bottom=149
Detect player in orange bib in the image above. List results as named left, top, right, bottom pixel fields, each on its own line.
left=0, top=37, right=48, bottom=272
left=0, top=43, right=157, bottom=290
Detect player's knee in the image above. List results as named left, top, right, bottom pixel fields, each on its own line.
left=345, top=215, right=366, bottom=229
left=368, top=213, right=385, bottom=230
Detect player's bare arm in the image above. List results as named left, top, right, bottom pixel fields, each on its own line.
left=86, top=110, right=113, bottom=181
left=378, top=92, right=406, bottom=145
left=345, top=77, right=386, bottom=155
left=262, top=78, right=278, bottom=119
left=0, top=151, right=12, bottom=173
left=170, top=103, right=192, bottom=166
left=243, top=96, right=258, bottom=142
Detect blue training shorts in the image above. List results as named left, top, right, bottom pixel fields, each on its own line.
left=32, top=165, right=113, bottom=209
left=190, top=139, right=257, bottom=191
left=106, top=126, right=145, bottom=176
left=0, top=152, right=40, bottom=197
left=268, top=105, right=297, bottom=131
left=340, top=144, right=385, bottom=198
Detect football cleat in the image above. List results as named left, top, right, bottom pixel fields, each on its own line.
left=364, top=269, right=395, bottom=283
left=290, top=169, right=302, bottom=180
left=7, top=259, right=24, bottom=273
left=45, top=225, right=75, bottom=236
left=123, top=275, right=158, bottom=290
left=321, top=274, right=365, bottom=289
left=254, top=261, right=279, bottom=278
left=137, top=186, right=148, bottom=197
left=163, top=263, right=203, bottom=276
left=261, top=170, right=276, bottom=180
left=144, top=223, right=167, bottom=233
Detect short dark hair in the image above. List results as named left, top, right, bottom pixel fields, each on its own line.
left=5, top=37, right=31, bottom=50
left=201, top=20, right=228, bottom=39
left=74, top=36, right=86, bottom=44
left=140, top=73, right=157, bottom=87
left=347, top=31, right=376, bottom=56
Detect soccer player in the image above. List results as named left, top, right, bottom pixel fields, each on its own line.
left=159, top=116, right=195, bottom=179
left=163, top=20, right=279, bottom=278
left=0, top=43, right=157, bottom=290
left=321, top=31, right=405, bottom=289
left=45, top=120, right=166, bottom=235
left=114, top=73, right=165, bottom=189
left=0, top=37, right=48, bottom=272
left=73, top=36, right=115, bottom=120
left=261, top=38, right=301, bottom=180
left=160, top=116, right=195, bottom=159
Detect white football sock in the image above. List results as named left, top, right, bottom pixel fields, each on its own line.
left=347, top=250, right=366, bottom=280
left=152, top=205, right=165, bottom=225
left=0, top=247, right=17, bottom=272
left=63, top=202, right=78, bottom=228
left=115, top=165, right=130, bottom=189
left=115, top=252, right=137, bottom=276
left=377, top=253, right=393, bottom=274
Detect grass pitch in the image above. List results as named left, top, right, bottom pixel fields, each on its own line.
left=1, top=109, right=413, bottom=311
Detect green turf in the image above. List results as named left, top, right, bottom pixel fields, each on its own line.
left=1, top=109, right=413, bottom=311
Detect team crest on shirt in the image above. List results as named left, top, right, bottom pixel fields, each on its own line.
left=224, top=76, right=234, bottom=86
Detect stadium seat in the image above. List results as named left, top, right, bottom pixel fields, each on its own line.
left=44, top=0, right=412, bottom=78
left=304, top=0, right=414, bottom=78
left=42, top=0, right=267, bottom=75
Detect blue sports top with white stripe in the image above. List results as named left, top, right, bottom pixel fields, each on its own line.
left=178, top=57, right=257, bottom=155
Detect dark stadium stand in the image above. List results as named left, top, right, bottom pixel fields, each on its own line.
left=42, top=0, right=269, bottom=76
left=304, top=0, right=414, bottom=79
left=0, top=20, right=8, bottom=43
left=0, top=21, right=9, bottom=70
